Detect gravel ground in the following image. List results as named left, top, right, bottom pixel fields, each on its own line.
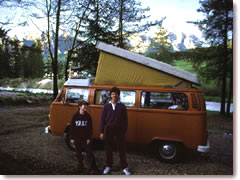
left=0, top=105, right=233, bottom=175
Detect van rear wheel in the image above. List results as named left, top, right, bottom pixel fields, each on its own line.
left=65, top=130, right=76, bottom=151
left=155, top=141, right=183, bottom=163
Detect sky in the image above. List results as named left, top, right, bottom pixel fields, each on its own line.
left=0, top=0, right=206, bottom=40
left=140, top=0, right=205, bottom=38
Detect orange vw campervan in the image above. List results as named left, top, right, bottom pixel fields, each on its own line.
left=46, top=42, right=210, bottom=162
left=46, top=78, right=209, bottom=163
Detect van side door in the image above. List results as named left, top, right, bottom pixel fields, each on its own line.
left=88, top=89, right=137, bottom=142
left=136, top=90, right=189, bottom=144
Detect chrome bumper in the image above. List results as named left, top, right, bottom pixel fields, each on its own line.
left=45, top=125, right=51, bottom=134
left=197, top=138, right=210, bottom=153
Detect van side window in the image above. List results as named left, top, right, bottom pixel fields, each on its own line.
left=94, top=89, right=136, bottom=107
left=141, top=92, right=188, bottom=110
left=65, top=88, right=89, bottom=103
left=94, top=90, right=111, bottom=105
left=120, top=91, right=136, bottom=107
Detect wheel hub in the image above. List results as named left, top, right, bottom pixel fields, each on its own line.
left=161, top=145, right=175, bottom=158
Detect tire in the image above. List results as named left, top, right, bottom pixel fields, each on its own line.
left=65, top=130, right=76, bottom=151
left=155, top=141, right=183, bottom=163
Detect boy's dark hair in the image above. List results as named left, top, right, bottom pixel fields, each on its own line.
left=78, top=100, right=89, bottom=106
left=110, top=87, right=120, bottom=96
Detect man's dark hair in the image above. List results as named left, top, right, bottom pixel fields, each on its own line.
left=110, top=87, right=120, bottom=96
left=78, top=100, right=89, bottom=106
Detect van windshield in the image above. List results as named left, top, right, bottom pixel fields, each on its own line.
left=141, top=91, right=188, bottom=110
left=94, top=89, right=136, bottom=107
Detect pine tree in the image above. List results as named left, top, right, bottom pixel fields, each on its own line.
left=146, top=27, right=174, bottom=64
left=190, top=0, right=233, bottom=115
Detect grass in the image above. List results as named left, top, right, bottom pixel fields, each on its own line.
left=0, top=90, right=53, bottom=106
left=174, top=60, right=232, bottom=102
left=174, top=60, right=195, bottom=73
left=207, top=111, right=233, bottom=133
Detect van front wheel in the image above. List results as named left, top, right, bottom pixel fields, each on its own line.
left=155, top=141, right=183, bottom=163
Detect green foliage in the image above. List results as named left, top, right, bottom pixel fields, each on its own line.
left=190, top=0, right=233, bottom=114
left=0, top=28, right=21, bottom=78
left=22, top=40, right=45, bottom=78
left=0, top=28, right=45, bottom=79
left=193, top=0, right=233, bottom=46
left=174, top=59, right=232, bottom=102
left=71, top=43, right=99, bottom=76
left=146, top=27, right=174, bottom=64
left=173, top=60, right=194, bottom=73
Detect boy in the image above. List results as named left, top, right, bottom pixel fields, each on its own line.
left=70, top=100, right=97, bottom=174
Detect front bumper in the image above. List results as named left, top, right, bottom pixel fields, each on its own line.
left=197, top=138, right=210, bottom=153
left=45, top=125, right=51, bottom=134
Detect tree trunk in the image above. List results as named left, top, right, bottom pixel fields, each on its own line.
left=220, top=58, right=227, bottom=115
left=52, top=0, right=62, bottom=99
left=64, top=50, right=72, bottom=81
left=119, top=0, right=123, bottom=48
left=220, top=4, right=229, bottom=115
left=226, top=69, right=233, bottom=116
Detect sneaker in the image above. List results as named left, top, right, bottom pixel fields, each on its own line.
left=103, top=167, right=111, bottom=175
left=122, top=168, right=131, bottom=175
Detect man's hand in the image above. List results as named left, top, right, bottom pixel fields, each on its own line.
left=87, top=139, right=90, bottom=145
left=70, top=139, right=75, bottom=144
left=100, top=133, right=104, bottom=140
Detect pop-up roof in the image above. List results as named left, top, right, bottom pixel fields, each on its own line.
left=95, top=41, right=200, bottom=88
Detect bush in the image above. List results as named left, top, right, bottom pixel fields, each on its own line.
left=0, top=92, right=52, bottom=106
left=200, top=83, right=221, bottom=97
left=0, top=78, right=65, bottom=90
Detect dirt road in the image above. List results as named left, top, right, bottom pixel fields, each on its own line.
left=0, top=105, right=233, bottom=175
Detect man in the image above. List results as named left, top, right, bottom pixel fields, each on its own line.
left=99, top=87, right=131, bottom=175
left=70, top=100, right=97, bottom=174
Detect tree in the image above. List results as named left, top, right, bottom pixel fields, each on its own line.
left=45, top=0, right=62, bottom=99
left=0, top=28, right=24, bottom=78
left=190, top=0, right=233, bottom=115
left=67, top=0, right=119, bottom=78
left=146, top=27, right=174, bottom=64
left=21, top=40, right=44, bottom=78
left=0, top=28, right=11, bottom=78
left=83, top=0, right=118, bottom=45
left=71, top=43, right=99, bottom=76
left=64, top=0, right=92, bottom=81
left=112, top=0, right=164, bottom=48
left=8, top=38, right=22, bottom=78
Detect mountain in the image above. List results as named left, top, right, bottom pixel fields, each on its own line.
left=128, top=29, right=204, bottom=53
left=21, top=29, right=204, bottom=59
left=168, top=31, right=203, bottom=51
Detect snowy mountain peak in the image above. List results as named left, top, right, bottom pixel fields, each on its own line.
left=129, top=28, right=204, bottom=53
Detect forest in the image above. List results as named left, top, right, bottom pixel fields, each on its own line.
left=0, top=0, right=233, bottom=115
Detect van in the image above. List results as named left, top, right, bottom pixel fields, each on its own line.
left=46, top=78, right=210, bottom=162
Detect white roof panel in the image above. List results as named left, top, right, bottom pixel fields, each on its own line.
left=64, top=79, right=91, bottom=87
